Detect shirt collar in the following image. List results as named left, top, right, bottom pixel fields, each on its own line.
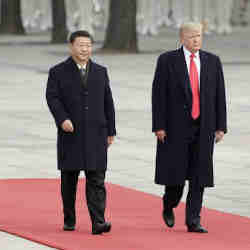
left=183, top=46, right=199, bottom=59
left=71, top=56, right=87, bottom=69
left=77, top=63, right=86, bottom=70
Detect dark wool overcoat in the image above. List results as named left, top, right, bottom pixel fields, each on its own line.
left=46, top=57, right=116, bottom=171
left=152, top=48, right=227, bottom=187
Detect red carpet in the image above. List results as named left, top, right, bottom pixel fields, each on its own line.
left=0, top=179, right=250, bottom=250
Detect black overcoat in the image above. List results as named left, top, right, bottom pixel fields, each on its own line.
left=46, top=57, right=116, bottom=171
left=152, top=48, right=227, bottom=187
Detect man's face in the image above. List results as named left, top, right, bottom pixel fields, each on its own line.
left=181, top=29, right=202, bottom=53
left=70, top=36, right=92, bottom=64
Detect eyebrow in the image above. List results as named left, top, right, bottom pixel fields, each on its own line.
left=186, top=33, right=201, bottom=38
left=78, top=42, right=92, bottom=45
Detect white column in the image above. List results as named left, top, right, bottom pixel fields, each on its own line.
left=203, top=0, right=216, bottom=32
left=102, top=0, right=110, bottom=30
left=172, top=0, right=183, bottom=28
left=21, top=0, right=33, bottom=30
left=231, top=0, right=243, bottom=25
left=38, top=0, right=52, bottom=31
left=93, top=0, right=102, bottom=12
left=216, top=0, right=234, bottom=34
left=21, top=0, right=52, bottom=31
left=224, top=0, right=234, bottom=33
left=65, top=0, right=79, bottom=32
left=92, top=0, right=109, bottom=30
left=242, top=0, right=250, bottom=25
left=21, top=0, right=38, bottom=30
left=183, top=0, right=192, bottom=23
left=75, top=0, right=94, bottom=35
left=191, top=0, right=203, bottom=22
left=172, top=0, right=191, bottom=28
left=93, top=0, right=102, bottom=28
left=136, top=0, right=144, bottom=34
left=137, top=0, right=158, bottom=36
left=157, top=0, right=171, bottom=27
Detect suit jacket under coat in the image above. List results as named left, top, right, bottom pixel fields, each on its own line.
left=46, top=57, right=116, bottom=171
left=152, top=48, right=227, bottom=187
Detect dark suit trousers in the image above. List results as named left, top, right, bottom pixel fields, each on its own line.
left=163, top=121, right=205, bottom=227
left=61, top=170, right=106, bottom=226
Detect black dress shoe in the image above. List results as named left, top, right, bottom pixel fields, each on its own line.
left=63, top=224, right=75, bottom=231
left=92, top=222, right=111, bottom=235
left=187, top=224, right=208, bottom=233
left=162, top=208, right=175, bottom=228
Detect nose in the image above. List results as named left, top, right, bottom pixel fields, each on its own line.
left=193, top=40, right=198, bottom=45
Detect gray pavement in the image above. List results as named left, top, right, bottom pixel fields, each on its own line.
left=1, top=26, right=250, bottom=249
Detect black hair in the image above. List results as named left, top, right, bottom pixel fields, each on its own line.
left=69, top=30, right=94, bottom=44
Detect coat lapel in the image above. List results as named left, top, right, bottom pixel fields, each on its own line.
left=199, top=50, right=209, bottom=115
left=65, top=57, right=83, bottom=87
left=175, top=47, right=192, bottom=109
left=199, top=50, right=209, bottom=93
left=64, top=57, right=95, bottom=91
left=85, top=59, right=96, bottom=94
left=86, top=59, right=94, bottom=85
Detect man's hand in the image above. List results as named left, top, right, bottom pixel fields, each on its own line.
left=107, top=136, right=114, bottom=147
left=155, top=130, right=166, bottom=143
left=215, top=130, right=224, bottom=143
left=61, top=119, right=74, bottom=133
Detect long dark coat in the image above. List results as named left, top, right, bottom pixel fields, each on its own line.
left=152, top=48, right=227, bottom=187
left=46, top=57, right=116, bottom=171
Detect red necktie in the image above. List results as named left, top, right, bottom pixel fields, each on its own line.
left=189, top=54, right=200, bottom=119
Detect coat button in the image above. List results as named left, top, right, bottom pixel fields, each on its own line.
left=85, top=107, right=88, bottom=110
left=84, top=91, right=88, bottom=96
left=184, top=105, right=187, bottom=109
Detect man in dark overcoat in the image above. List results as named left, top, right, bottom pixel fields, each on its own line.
left=46, top=30, right=116, bottom=235
left=152, top=22, right=227, bottom=233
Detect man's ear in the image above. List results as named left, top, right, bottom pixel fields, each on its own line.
left=180, top=34, right=184, bottom=45
left=69, top=43, right=73, bottom=52
left=176, top=40, right=182, bottom=49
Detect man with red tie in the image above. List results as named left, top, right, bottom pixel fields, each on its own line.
left=152, top=22, right=227, bottom=233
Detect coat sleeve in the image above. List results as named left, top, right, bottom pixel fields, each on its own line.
left=215, top=56, right=227, bottom=133
left=104, top=69, right=116, bottom=136
left=152, top=55, right=168, bottom=132
left=46, top=68, right=69, bottom=127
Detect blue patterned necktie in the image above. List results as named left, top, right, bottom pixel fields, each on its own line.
left=79, top=67, right=86, bottom=77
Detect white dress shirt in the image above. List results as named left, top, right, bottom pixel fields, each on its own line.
left=183, top=46, right=201, bottom=88
left=77, top=63, right=87, bottom=70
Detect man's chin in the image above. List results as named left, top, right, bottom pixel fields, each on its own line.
left=193, top=47, right=200, bottom=53
left=78, top=57, right=88, bottom=62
